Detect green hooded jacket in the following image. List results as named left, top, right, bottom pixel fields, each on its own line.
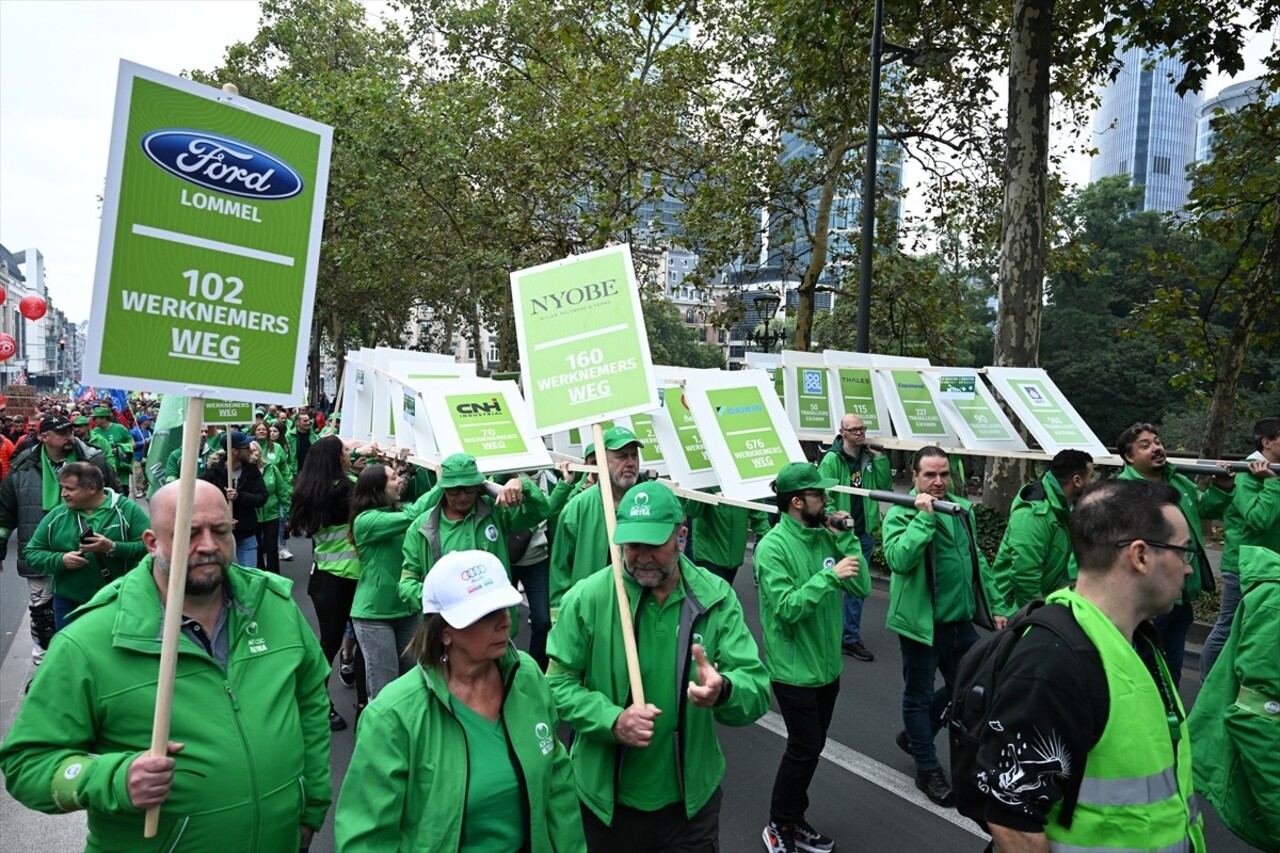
left=817, top=443, right=892, bottom=553
left=545, top=557, right=769, bottom=825
left=989, top=472, right=1076, bottom=611
left=881, top=491, right=1010, bottom=646
left=351, top=490, right=435, bottom=620
left=1116, top=465, right=1231, bottom=600
left=335, top=646, right=585, bottom=851
left=0, top=559, right=332, bottom=852
left=255, top=460, right=292, bottom=525
left=1217, top=452, right=1280, bottom=576
left=754, top=512, right=860, bottom=686
left=1188, top=545, right=1280, bottom=851
left=683, top=491, right=770, bottom=570
left=23, top=489, right=150, bottom=606
left=549, top=483, right=615, bottom=610
left=398, top=476, right=550, bottom=608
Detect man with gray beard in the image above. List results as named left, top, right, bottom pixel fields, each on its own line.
left=0, top=480, right=332, bottom=852
left=547, top=480, right=770, bottom=851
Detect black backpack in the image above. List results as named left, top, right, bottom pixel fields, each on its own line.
left=946, top=599, right=1095, bottom=832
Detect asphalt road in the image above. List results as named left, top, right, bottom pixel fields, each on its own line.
left=0, top=532, right=1256, bottom=853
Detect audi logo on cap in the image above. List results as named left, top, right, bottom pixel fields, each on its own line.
left=460, top=565, right=488, bottom=581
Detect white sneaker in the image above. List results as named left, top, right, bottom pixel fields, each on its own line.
left=279, top=547, right=294, bottom=561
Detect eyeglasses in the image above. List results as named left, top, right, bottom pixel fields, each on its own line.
left=841, top=427, right=867, bottom=434
left=1115, top=539, right=1195, bottom=565
left=444, top=485, right=479, bottom=495
left=801, top=490, right=826, bottom=500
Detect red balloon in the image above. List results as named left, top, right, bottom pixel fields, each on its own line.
left=0, top=290, right=7, bottom=306
left=19, top=295, right=46, bottom=321
left=0, top=334, right=16, bottom=361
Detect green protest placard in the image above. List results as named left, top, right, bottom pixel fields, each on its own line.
left=683, top=371, right=806, bottom=499
left=888, top=370, right=950, bottom=438
left=985, top=367, right=1108, bottom=456
left=921, top=368, right=1028, bottom=452
left=83, top=61, right=331, bottom=404
left=781, top=351, right=836, bottom=437
left=419, top=379, right=551, bottom=472
left=628, top=413, right=668, bottom=471
left=834, top=369, right=883, bottom=431
left=202, top=399, right=253, bottom=425
left=511, top=245, right=658, bottom=434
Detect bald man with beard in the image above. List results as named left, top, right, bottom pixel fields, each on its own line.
left=0, top=481, right=332, bottom=852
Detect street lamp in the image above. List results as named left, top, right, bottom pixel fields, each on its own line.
left=749, top=292, right=784, bottom=353
left=856, top=0, right=948, bottom=353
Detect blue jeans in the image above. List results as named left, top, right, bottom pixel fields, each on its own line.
left=511, top=557, right=550, bottom=670
left=235, top=536, right=258, bottom=569
left=52, top=594, right=82, bottom=632
left=899, top=621, right=978, bottom=772
left=1200, top=572, right=1242, bottom=679
left=842, top=532, right=875, bottom=645
left=1154, top=599, right=1194, bottom=688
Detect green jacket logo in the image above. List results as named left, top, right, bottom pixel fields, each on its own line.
left=535, top=722, right=554, bottom=755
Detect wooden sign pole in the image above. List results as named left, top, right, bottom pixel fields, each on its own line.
left=593, top=422, right=645, bottom=705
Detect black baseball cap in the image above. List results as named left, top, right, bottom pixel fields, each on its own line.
left=39, top=415, right=72, bottom=434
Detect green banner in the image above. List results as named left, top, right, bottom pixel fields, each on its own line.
left=706, top=386, right=788, bottom=481
left=203, top=399, right=252, bottom=424
left=795, top=367, right=833, bottom=430
left=1012, top=379, right=1090, bottom=445
left=951, top=394, right=1013, bottom=440
left=512, top=245, right=657, bottom=433
left=84, top=62, right=331, bottom=402
left=890, top=370, right=948, bottom=437
left=446, top=391, right=529, bottom=456
left=835, top=368, right=882, bottom=432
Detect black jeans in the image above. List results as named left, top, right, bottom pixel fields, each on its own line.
left=581, top=787, right=721, bottom=853
left=307, top=567, right=367, bottom=706
left=256, top=518, right=280, bottom=574
left=770, top=678, right=840, bottom=824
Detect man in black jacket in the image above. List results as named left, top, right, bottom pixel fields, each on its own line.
left=0, top=415, right=120, bottom=667
left=200, top=430, right=268, bottom=568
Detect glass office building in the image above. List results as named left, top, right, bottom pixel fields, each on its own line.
left=1089, top=45, right=1203, bottom=212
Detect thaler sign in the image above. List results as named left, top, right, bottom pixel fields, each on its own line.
left=512, top=245, right=658, bottom=434
left=82, top=61, right=331, bottom=404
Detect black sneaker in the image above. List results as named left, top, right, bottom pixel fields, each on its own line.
left=791, top=819, right=835, bottom=853
left=338, top=655, right=356, bottom=688
left=762, top=822, right=797, bottom=853
left=841, top=641, right=874, bottom=661
left=916, top=767, right=955, bottom=807
left=895, top=730, right=911, bottom=756
left=329, top=704, right=348, bottom=732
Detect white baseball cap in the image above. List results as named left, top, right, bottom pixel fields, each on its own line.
left=422, top=550, right=522, bottom=628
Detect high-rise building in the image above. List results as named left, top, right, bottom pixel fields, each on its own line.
left=1195, top=78, right=1276, bottom=162
left=1089, top=45, right=1204, bottom=212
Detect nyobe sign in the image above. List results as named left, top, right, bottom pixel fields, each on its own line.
left=82, top=61, right=332, bottom=404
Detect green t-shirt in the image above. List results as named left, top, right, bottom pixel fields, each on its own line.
left=451, top=697, right=525, bottom=853
left=932, top=513, right=976, bottom=623
left=618, top=584, right=684, bottom=810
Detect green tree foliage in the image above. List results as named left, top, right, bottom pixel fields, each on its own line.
left=641, top=300, right=726, bottom=369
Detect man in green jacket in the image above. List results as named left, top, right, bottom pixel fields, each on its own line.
left=546, top=481, right=770, bottom=850
left=72, top=415, right=115, bottom=461
left=1189, top=545, right=1280, bottom=851
left=91, top=407, right=134, bottom=485
left=549, top=426, right=645, bottom=611
left=817, top=413, right=891, bottom=662
left=757, top=463, right=862, bottom=853
left=1115, top=421, right=1233, bottom=685
left=24, top=461, right=149, bottom=631
left=398, top=453, right=550, bottom=608
left=990, top=449, right=1093, bottom=611
left=881, top=446, right=1009, bottom=808
left=683, top=490, right=771, bottom=588
left=0, top=480, right=332, bottom=852
left=1200, top=416, right=1280, bottom=677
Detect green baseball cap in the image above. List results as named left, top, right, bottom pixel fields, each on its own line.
left=582, top=442, right=596, bottom=461
left=602, top=426, right=644, bottom=451
left=438, top=453, right=485, bottom=489
left=774, top=462, right=837, bottom=493
left=613, top=481, right=684, bottom=546
left=72, top=416, right=90, bottom=426
left=92, top=407, right=113, bottom=418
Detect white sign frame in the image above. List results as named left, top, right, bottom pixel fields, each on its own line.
left=873, top=356, right=960, bottom=446
left=985, top=367, right=1109, bottom=457
left=919, top=368, right=1028, bottom=453
left=780, top=349, right=839, bottom=441
left=822, top=350, right=894, bottom=438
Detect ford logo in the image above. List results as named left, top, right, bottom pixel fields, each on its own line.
left=141, top=129, right=303, bottom=200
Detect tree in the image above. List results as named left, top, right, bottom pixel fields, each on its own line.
left=642, top=300, right=726, bottom=370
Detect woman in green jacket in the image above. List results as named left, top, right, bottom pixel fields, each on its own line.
left=251, top=440, right=290, bottom=575
left=335, top=550, right=585, bottom=852
left=348, top=463, right=434, bottom=699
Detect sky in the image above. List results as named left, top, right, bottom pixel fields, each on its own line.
left=0, top=0, right=1273, bottom=324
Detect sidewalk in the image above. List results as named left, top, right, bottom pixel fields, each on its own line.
left=0, top=613, right=87, bottom=853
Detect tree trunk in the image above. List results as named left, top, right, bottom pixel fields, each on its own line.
left=1199, top=214, right=1280, bottom=459
left=307, top=312, right=323, bottom=405
left=794, top=130, right=851, bottom=352
left=986, top=0, right=1054, bottom=514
